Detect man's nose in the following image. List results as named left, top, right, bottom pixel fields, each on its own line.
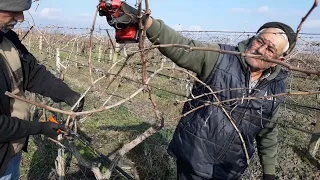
left=14, top=12, right=24, bottom=22
left=257, top=44, right=267, bottom=55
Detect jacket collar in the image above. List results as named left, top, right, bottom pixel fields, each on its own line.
left=0, top=30, right=12, bottom=43
left=0, top=32, right=3, bottom=43
left=237, top=37, right=285, bottom=81
left=0, top=54, right=11, bottom=115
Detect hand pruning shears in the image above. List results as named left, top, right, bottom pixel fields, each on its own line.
left=41, top=116, right=84, bottom=143
left=41, top=115, right=62, bottom=134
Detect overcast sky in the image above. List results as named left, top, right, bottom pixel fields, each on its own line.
left=19, top=0, right=320, bottom=33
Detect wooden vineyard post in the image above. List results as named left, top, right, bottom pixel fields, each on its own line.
left=98, top=41, right=102, bottom=62
left=39, top=35, right=42, bottom=54
left=113, top=42, right=120, bottom=63
left=55, top=47, right=66, bottom=179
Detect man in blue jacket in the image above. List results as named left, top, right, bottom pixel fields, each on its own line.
left=100, top=2, right=297, bottom=180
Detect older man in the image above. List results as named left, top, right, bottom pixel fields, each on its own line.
left=100, top=2, right=296, bottom=180
left=0, top=1, right=84, bottom=179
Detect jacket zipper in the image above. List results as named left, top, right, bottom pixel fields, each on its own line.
left=216, top=70, right=251, bottom=161
left=216, top=72, right=271, bottom=161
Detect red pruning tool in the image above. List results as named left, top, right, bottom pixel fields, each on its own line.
left=97, top=0, right=139, bottom=43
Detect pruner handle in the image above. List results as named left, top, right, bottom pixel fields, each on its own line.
left=41, top=115, right=62, bottom=134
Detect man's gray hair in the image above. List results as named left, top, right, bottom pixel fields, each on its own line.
left=256, top=28, right=290, bottom=54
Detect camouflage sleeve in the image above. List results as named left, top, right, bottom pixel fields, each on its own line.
left=146, top=18, right=221, bottom=82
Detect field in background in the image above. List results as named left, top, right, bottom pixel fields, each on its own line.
left=14, top=26, right=320, bottom=180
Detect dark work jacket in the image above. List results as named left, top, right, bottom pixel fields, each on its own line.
left=0, top=30, right=79, bottom=173
left=167, top=44, right=288, bottom=179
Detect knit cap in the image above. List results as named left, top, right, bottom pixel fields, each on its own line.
left=0, top=0, right=32, bottom=12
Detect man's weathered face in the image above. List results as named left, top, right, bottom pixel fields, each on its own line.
left=245, top=28, right=289, bottom=72
left=0, top=10, right=24, bottom=32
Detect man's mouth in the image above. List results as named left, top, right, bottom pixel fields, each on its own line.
left=5, top=21, right=17, bottom=29
left=0, top=21, right=18, bottom=32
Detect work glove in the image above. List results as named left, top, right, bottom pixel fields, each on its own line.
left=99, top=2, right=148, bottom=30
left=263, top=174, right=276, bottom=180
left=66, top=93, right=85, bottom=112
left=40, top=122, right=65, bottom=138
left=72, top=96, right=85, bottom=112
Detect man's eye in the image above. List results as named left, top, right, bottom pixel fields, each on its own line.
left=268, top=48, right=275, bottom=53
